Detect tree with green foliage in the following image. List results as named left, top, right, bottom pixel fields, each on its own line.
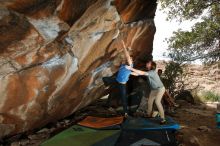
left=162, top=61, right=184, bottom=95
left=160, top=0, right=220, bottom=63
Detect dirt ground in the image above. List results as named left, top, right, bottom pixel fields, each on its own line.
left=173, top=101, right=220, bottom=146
left=2, top=99, right=220, bottom=146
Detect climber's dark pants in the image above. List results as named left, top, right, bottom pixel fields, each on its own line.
left=117, top=83, right=128, bottom=114
left=102, top=77, right=128, bottom=114
left=102, top=77, right=116, bottom=86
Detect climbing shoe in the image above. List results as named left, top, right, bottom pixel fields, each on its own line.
left=124, top=113, right=129, bottom=118
left=160, top=119, right=166, bottom=125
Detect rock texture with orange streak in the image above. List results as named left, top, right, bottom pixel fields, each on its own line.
left=0, top=0, right=157, bottom=137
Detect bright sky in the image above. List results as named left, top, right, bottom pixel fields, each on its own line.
left=153, top=4, right=199, bottom=60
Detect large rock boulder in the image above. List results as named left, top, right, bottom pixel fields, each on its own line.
left=0, top=0, right=157, bottom=138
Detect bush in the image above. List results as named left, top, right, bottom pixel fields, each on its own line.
left=201, top=91, right=220, bottom=102
left=163, top=61, right=184, bottom=95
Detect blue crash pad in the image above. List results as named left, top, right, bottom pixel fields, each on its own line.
left=122, top=116, right=180, bottom=131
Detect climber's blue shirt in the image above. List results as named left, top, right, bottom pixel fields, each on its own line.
left=116, top=64, right=133, bottom=84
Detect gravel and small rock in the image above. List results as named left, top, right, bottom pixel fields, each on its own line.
left=1, top=100, right=220, bottom=146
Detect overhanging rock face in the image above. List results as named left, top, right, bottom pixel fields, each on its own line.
left=0, top=0, right=157, bottom=138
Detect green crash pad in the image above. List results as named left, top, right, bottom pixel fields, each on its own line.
left=41, top=125, right=120, bottom=146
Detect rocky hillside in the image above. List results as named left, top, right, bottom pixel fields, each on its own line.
left=184, top=62, right=220, bottom=95
left=157, top=61, right=220, bottom=96
left=0, top=0, right=157, bottom=138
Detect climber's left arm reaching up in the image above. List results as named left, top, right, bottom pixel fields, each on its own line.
left=121, top=40, right=133, bottom=66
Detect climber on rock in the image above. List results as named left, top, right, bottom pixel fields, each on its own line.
left=114, top=40, right=141, bottom=118
left=103, top=40, right=138, bottom=118
left=127, top=61, right=166, bottom=124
